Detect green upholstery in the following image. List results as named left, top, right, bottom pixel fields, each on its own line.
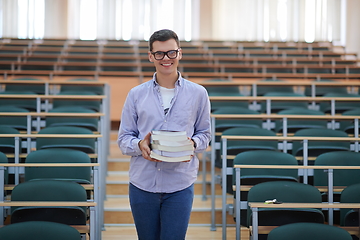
left=304, top=79, right=349, bottom=96
left=340, top=183, right=360, bottom=226
left=11, top=180, right=87, bottom=225
left=319, top=93, right=360, bottom=114
left=5, top=77, right=46, bottom=94
left=0, top=151, right=8, bottom=184
left=0, top=126, right=20, bottom=161
left=213, top=106, right=262, bottom=133
left=0, top=221, right=81, bottom=240
left=60, top=78, right=104, bottom=95
left=292, top=128, right=350, bottom=157
left=0, top=106, right=30, bottom=131
left=204, top=78, right=249, bottom=112
left=275, top=108, right=327, bottom=133
left=0, top=91, right=38, bottom=111
left=267, top=222, right=352, bottom=240
left=247, top=181, right=324, bottom=229
left=36, top=126, right=95, bottom=154
left=340, top=108, right=360, bottom=135
left=256, top=79, right=294, bottom=96
left=46, top=106, right=98, bottom=131
left=314, top=151, right=360, bottom=187
left=217, top=127, right=278, bottom=195
left=233, top=150, right=298, bottom=185
left=261, top=92, right=308, bottom=113
left=52, top=91, right=101, bottom=112
left=25, top=148, right=91, bottom=184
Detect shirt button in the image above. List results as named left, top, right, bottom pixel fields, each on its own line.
left=158, top=169, right=160, bottom=171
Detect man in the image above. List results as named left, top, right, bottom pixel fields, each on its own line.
left=117, top=29, right=211, bottom=240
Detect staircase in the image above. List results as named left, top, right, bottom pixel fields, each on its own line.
left=104, top=131, right=235, bottom=227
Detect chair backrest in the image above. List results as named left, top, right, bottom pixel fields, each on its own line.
left=11, top=180, right=87, bottom=225
left=0, top=106, right=29, bottom=131
left=319, top=93, right=360, bottom=114
left=340, top=182, right=360, bottom=226
left=5, top=77, right=45, bottom=95
left=36, top=126, right=96, bottom=153
left=46, top=106, right=98, bottom=131
left=0, top=126, right=20, bottom=156
left=233, top=150, right=299, bottom=185
left=0, top=151, right=9, bottom=184
left=0, top=91, right=38, bottom=111
left=292, top=128, right=350, bottom=157
left=24, top=148, right=91, bottom=183
left=256, top=78, right=294, bottom=96
left=222, top=127, right=278, bottom=155
left=304, top=79, right=349, bottom=96
left=60, top=78, right=104, bottom=95
left=261, top=92, right=308, bottom=113
left=52, top=91, right=101, bottom=112
left=267, top=222, right=352, bottom=240
left=340, top=108, right=360, bottom=134
left=0, top=221, right=81, bottom=240
left=247, top=181, right=324, bottom=227
left=275, top=108, right=327, bottom=133
left=213, top=106, right=262, bottom=132
left=314, top=151, right=360, bottom=187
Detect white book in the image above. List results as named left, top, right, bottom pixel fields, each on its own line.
left=151, top=149, right=194, bottom=158
left=151, top=142, right=193, bottom=152
left=152, top=139, right=192, bottom=147
left=151, top=130, right=188, bottom=142
left=150, top=151, right=192, bottom=162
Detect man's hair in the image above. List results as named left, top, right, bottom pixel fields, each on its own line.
left=149, top=29, right=180, bottom=52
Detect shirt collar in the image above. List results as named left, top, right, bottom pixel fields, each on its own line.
left=152, top=72, right=183, bottom=87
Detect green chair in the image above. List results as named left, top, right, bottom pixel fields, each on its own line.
left=24, top=148, right=91, bottom=184
left=204, top=79, right=249, bottom=112
left=0, top=221, right=81, bottom=240
left=275, top=108, right=327, bottom=134
left=304, top=79, right=349, bottom=97
left=0, top=91, right=38, bottom=111
left=11, top=180, right=87, bottom=225
left=261, top=92, right=308, bottom=113
left=340, top=183, right=360, bottom=227
left=36, top=126, right=96, bottom=154
left=292, top=128, right=350, bottom=158
left=60, top=78, right=104, bottom=95
left=267, top=222, right=352, bottom=240
left=5, top=77, right=45, bottom=94
left=256, top=78, right=294, bottom=96
left=217, top=127, right=278, bottom=195
left=0, top=106, right=30, bottom=131
left=319, top=92, right=360, bottom=114
left=314, top=151, right=360, bottom=210
left=247, top=181, right=324, bottom=239
left=233, top=150, right=299, bottom=224
left=52, top=91, right=101, bottom=112
left=340, top=108, right=360, bottom=135
left=0, top=151, right=9, bottom=184
left=46, top=106, right=99, bottom=131
left=213, top=106, right=262, bottom=133
left=0, top=126, right=20, bottom=162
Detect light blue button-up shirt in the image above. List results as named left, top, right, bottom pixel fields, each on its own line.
left=117, top=73, right=211, bottom=193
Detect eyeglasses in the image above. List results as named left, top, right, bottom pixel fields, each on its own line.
left=151, top=49, right=180, bottom=60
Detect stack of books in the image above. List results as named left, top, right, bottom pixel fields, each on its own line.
left=150, top=130, right=194, bottom=162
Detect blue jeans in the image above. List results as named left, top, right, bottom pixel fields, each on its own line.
left=129, top=183, right=194, bottom=240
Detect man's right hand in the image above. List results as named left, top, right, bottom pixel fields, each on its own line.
left=138, top=132, right=161, bottom=162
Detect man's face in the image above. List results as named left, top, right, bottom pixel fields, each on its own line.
left=148, top=39, right=182, bottom=76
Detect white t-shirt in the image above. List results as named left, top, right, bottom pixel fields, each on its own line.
left=159, top=86, right=175, bottom=114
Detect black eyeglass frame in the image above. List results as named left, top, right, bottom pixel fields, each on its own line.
left=150, top=48, right=180, bottom=60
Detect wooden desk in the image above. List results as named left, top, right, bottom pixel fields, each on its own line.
left=248, top=202, right=360, bottom=240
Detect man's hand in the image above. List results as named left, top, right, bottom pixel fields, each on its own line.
left=139, top=132, right=161, bottom=162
